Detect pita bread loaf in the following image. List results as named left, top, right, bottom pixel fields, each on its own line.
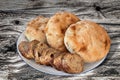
left=45, top=12, right=80, bottom=51
left=64, top=20, right=111, bottom=63
left=25, top=16, right=49, bottom=42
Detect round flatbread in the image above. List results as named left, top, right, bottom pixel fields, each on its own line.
left=45, top=12, right=80, bottom=51
left=64, top=20, right=111, bottom=63
left=25, top=16, right=49, bottom=42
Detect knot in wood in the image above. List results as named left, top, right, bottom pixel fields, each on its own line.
left=93, top=4, right=101, bottom=11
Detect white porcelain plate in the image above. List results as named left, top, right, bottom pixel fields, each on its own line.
left=17, top=32, right=107, bottom=76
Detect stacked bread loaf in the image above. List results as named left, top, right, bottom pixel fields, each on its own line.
left=18, top=12, right=111, bottom=74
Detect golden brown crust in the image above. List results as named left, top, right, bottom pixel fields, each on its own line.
left=18, top=41, right=30, bottom=59
left=28, top=40, right=40, bottom=59
left=39, top=48, right=58, bottom=65
left=25, top=16, right=49, bottom=42
left=64, top=20, right=111, bottom=63
left=62, top=53, right=84, bottom=74
left=52, top=52, right=66, bottom=71
left=19, top=40, right=84, bottom=74
left=45, top=12, right=80, bottom=51
left=34, top=42, right=49, bottom=63
left=18, top=40, right=39, bottom=59
left=50, top=52, right=60, bottom=67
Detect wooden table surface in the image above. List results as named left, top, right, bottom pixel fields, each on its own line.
left=0, top=0, right=120, bottom=80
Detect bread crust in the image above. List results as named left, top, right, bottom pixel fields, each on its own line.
left=18, top=40, right=39, bottom=59
left=34, top=42, right=49, bottom=64
left=39, top=48, right=58, bottom=65
left=45, top=12, right=80, bottom=51
left=28, top=40, right=40, bottom=59
left=52, top=52, right=66, bottom=71
left=18, top=41, right=30, bottom=59
left=64, top=20, right=111, bottom=63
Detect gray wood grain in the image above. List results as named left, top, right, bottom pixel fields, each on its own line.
left=0, top=0, right=120, bottom=80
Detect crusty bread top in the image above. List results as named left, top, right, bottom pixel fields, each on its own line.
left=45, top=12, right=80, bottom=51
left=64, top=20, right=111, bottom=63
left=25, top=16, right=49, bottom=42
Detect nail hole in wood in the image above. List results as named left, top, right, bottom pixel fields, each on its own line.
left=29, top=0, right=35, bottom=1
left=94, top=4, right=101, bottom=11
left=15, top=20, right=20, bottom=25
left=96, top=6, right=101, bottom=11
left=12, top=20, right=20, bottom=25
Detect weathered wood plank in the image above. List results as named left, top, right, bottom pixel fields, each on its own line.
left=0, top=0, right=120, bottom=19
left=0, top=0, right=120, bottom=80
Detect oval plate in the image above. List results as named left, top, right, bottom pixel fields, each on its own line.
left=17, top=32, right=107, bottom=76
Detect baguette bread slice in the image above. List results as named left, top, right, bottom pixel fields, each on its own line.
left=52, top=52, right=66, bottom=71
left=39, top=48, right=59, bottom=65
left=28, top=40, right=39, bottom=59
left=62, top=53, right=84, bottom=74
left=18, top=41, right=30, bottom=59
left=34, top=42, right=49, bottom=63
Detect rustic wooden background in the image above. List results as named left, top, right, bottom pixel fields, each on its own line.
left=0, top=0, right=120, bottom=80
